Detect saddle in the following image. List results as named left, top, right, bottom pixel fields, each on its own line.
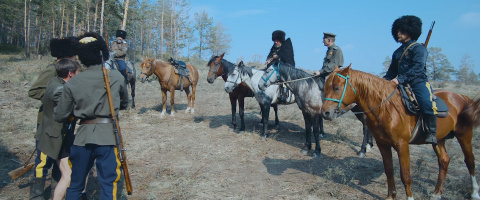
left=398, top=84, right=453, bottom=144
left=168, top=57, right=191, bottom=91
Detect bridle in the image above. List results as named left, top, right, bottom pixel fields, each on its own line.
left=208, top=59, right=226, bottom=77
left=261, top=63, right=280, bottom=85
left=225, top=67, right=242, bottom=89
left=141, top=61, right=154, bottom=78
left=324, top=72, right=396, bottom=115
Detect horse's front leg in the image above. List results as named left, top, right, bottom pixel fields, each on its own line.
left=396, top=143, right=413, bottom=199
left=272, top=103, right=279, bottom=129
left=377, top=142, right=397, bottom=200
left=161, top=89, right=168, bottom=117
left=190, top=84, right=196, bottom=113
left=312, top=114, right=321, bottom=158
left=260, top=104, right=270, bottom=141
left=238, top=96, right=245, bottom=133
left=356, top=113, right=373, bottom=157
left=229, top=94, right=237, bottom=132
left=169, top=88, right=175, bottom=116
left=301, top=111, right=312, bottom=155
left=130, top=75, right=136, bottom=109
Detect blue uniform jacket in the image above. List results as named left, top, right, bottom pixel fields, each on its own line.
left=384, top=40, right=429, bottom=85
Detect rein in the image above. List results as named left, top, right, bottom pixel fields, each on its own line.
left=262, top=63, right=321, bottom=85
left=324, top=73, right=396, bottom=115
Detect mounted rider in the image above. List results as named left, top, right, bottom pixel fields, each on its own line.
left=110, top=29, right=129, bottom=83
left=314, top=32, right=344, bottom=91
left=265, top=30, right=295, bottom=102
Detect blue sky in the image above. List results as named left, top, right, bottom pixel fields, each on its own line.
left=190, top=0, right=480, bottom=75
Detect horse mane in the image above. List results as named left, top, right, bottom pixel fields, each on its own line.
left=347, top=68, right=404, bottom=117
left=278, top=63, right=318, bottom=86
left=237, top=63, right=254, bottom=77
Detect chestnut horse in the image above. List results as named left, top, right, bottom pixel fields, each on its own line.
left=207, top=53, right=254, bottom=133
left=140, top=57, right=199, bottom=117
left=322, top=66, right=480, bottom=200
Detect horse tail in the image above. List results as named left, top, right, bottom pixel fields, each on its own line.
left=458, top=95, right=480, bottom=127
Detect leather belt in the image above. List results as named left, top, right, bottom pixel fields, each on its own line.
left=79, top=118, right=112, bottom=125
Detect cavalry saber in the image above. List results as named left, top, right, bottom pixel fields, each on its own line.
left=101, top=51, right=133, bottom=195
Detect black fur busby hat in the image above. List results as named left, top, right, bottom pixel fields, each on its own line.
left=116, top=30, right=127, bottom=39
left=272, top=30, right=286, bottom=42
left=75, top=32, right=109, bottom=66
left=392, top=15, right=422, bottom=42
left=50, top=37, right=77, bottom=58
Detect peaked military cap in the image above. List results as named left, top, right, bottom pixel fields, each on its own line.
left=75, top=32, right=109, bottom=67
left=50, top=37, right=77, bottom=58
left=272, top=30, right=286, bottom=42
left=116, top=30, right=127, bottom=39
left=323, top=32, right=336, bottom=39
left=392, top=15, right=422, bottom=42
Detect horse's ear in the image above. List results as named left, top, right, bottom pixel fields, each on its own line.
left=220, top=53, right=225, bottom=59
left=343, top=64, right=352, bottom=75
left=239, top=60, right=244, bottom=66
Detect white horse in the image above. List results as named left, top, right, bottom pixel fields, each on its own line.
left=224, top=62, right=295, bottom=141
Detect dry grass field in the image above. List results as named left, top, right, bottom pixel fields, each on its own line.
left=0, top=54, right=479, bottom=200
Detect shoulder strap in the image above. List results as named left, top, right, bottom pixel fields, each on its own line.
left=398, top=42, right=417, bottom=65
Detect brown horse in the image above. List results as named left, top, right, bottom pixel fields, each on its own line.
left=321, top=66, right=480, bottom=200
left=207, top=53, right=255, bottom=133
left=140, top=57, right=199, bottom=117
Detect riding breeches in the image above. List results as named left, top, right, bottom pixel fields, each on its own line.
left=409, top=81, right=438, bottom=115
left=115, top=59, right=128, bottom=81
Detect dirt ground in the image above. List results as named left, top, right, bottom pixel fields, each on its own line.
left=1, top=55, right=479, bottom=200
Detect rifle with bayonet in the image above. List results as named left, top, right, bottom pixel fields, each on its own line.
left=102, top=32, right=133, bottom=194
left=424, top=21, right=435, bottom=48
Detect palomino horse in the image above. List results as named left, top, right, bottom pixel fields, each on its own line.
left=105, top=52, right=137, bottom=108
left=224, top=62, right=296, bottom=141
left=259, top=63, right=374, bottom=157
left=139, top=57, right=199, bottom=117
left=322, top=66, right=480, bottom=200
left=207, top=54, right=254, bottom=133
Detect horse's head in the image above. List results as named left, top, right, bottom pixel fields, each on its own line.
left=139, top=57, right=155, bottom=83
left=207, top=53, right=225, bottom=84
left=258, top=63, right=280, bottom=90
left=224, top=61, right=252, bottom=93
left=322, top=64, right=357, bottom=120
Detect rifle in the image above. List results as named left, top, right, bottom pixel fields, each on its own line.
left=8, top=149, right=36, bottom=180
left=101, top=50, right=133, bottom=195
left=424, top=21, right=435, bottom=48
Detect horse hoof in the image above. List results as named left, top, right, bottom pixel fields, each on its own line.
left=301, top=149, right=309, bottom=155
left=190, top=109, right=195, bottom=114
left=312, top=152, right=320, bottom=159
left=432, top=194, right=442, bottom=200
left=319, top=132, right=324, bottom=138
left=260, top=136, right=267, bottom=141
left=357, top=152, right=366, bottom=158
left=366, top=144, right=372, bottom=152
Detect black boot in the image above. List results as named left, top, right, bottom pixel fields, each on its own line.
left=423, top=114, right=437, bottom=145
left=29, top=177, right=46, bottom=200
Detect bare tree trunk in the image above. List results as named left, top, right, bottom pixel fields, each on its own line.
left=85, top=0, right=88, bottom=32
left=94, top=0, right=98, bottom=32
left=100, top=0, right=104, bottom=35
left=74, top=0, right=78, bottom=34
left=160, top=0, right=164, bottom=56
left=52, top=7, right=56, bottom=38
left=121, top=0, right=130, bottom=30
left=24, top=0, right=29, bottom=58
left=60, top=0, right=65, bottom=38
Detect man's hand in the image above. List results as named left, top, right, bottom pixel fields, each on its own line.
left=313, top=71, right=320, bottom=75
left=391, top=78, right=399, bottom=85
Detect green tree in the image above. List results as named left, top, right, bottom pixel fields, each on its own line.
left=379, top=56, right=391, bottom=77
left=193, top=9, right=212, bottom=59
left=426, top=47, right=455, bottom=82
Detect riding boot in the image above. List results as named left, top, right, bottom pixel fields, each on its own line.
left=423, top=114, right=437, bottom=145
left=29, top=177, right=46, bottom=200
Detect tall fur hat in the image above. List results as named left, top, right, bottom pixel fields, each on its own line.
left=392, top=15, right=422, bottom=42
left=50, top=37, right=77, bottom=58
left=75, top=32, right=109, bottom=66
left=116, top=30, right=127, bottom=39
left=272, top=30, right=286, bottom=42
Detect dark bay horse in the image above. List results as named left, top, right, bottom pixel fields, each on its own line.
left=322, top=66, right=480, bottom=199
left=207, top=54, right=254, bottom=133
left=258, top=63, right=373, bottom=157
left=139, top=57, right=199, bottom=117
left=224, top=62, right=296, bottom=141
left=105, top=53, right=137, bottom=108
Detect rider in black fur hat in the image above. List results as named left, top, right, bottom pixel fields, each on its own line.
left=266, top=30, right=295, bottom=67
left=76, top=32, right=109, bottom=67
left=391, top=15, right=422, bottom=42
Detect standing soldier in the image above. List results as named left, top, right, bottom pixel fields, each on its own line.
left=37, top=59, right=80, bottom=200
left=110, top=29, right=128, bottom=83
left=28, top=36, right=77, bottom=200
left=383, top=15, right=437, bottom=145
left=314, top=32, right=344, bottom=90
left=54, top=32, right=129, bottom=199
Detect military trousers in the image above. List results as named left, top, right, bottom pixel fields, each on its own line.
left=409, top=81, right=437, bottom=115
